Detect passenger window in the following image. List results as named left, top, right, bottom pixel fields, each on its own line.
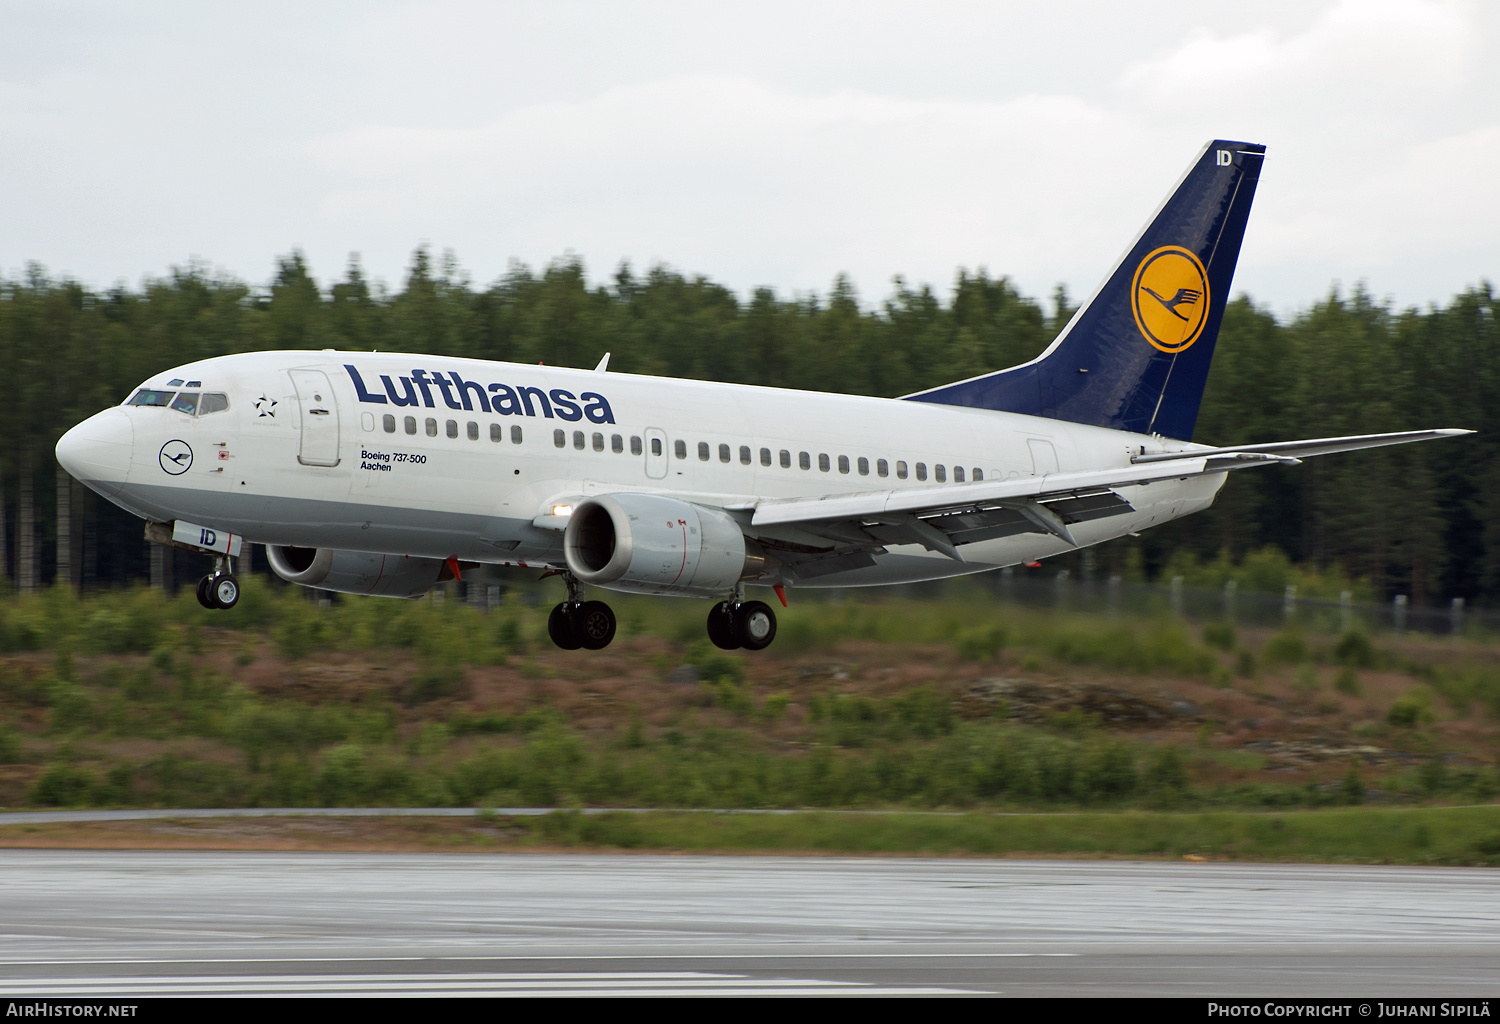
left=573, top=430, right=585, bottom=450
left=837, top=455, right=849, bottom=474
left=674, top=440, right=686, bottom=459
left=631, top=436, right=643, bottom=456
left=698, top=442, right=710, bottom=461
left=739, top=445, right=751, bottom=465
left=877, top=458, right=888, bottom=477
left=490, top=423, right=502, bottom=442
left=511, top=425, right=523, bottom=444
left=128, top=389, right=175, bottom=407
left=426, top=418, right=438, bottom=437
left=896, top=460, right=908, bottom=479
left=916, top=462, right=928, bottom=481
left=780, top=450, right=791, bottom=469
left=612, top=434, right=623, bottom=453
left=953, top=466, right=964, bottom=483
left=973, top=468, right=983, bottom=481
left=818, top=454, right=830, bottom=472
left=760, top=448, right=772, bottom=467
left=799, top=451, right=811, bottom=470
left=446, top=419, right=458, bottom=439
left=554, top=429, right=566, bottom=448
left=467, top=421, right=479, bottom=441
left=384, top=414, right=396, bottom=433
left=361, top=412, right=374, bottom=432
left=593, top=432, right=605, bottom=452
left=719, top=444, right=731, bottom=463
left=405, top=416, right=417, bottom=435
left=858, top=457, right=869, bottom=476
left=170, top=392, right=199, bottom=415
left=935, top=464, right=946, bottom=482
left=199, top=393, right=229, bottom=415
left=651, top=437, right=663, bottom=456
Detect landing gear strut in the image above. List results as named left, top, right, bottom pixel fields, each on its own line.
left=545, top=571, right=616, bottom=650
left=196, top=557, right=240, bottom=610
left=707, top=598, right=777, bottom=651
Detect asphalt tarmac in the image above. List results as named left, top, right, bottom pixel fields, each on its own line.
left=0, top=851, right=1497, bottom=997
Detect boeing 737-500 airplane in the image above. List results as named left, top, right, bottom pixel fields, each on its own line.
left=54, top=140, right=1471, bottom=651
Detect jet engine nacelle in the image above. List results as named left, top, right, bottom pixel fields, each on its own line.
left=563, top=493, right=772, bottom=597
left=265, top=546, right=452, bottom=599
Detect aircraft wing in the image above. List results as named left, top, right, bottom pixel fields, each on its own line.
left=730, top=428, right=1472, bottom=578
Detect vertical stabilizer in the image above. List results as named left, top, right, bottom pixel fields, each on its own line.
left=904, top=140, right=1265, bottom=440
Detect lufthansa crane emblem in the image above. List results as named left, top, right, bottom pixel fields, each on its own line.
left=159, top=439, right=193, bottom=475
left=1131, top=245, right=1210, bottom=354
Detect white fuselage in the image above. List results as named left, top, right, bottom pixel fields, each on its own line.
left=58, top=350, right=1224, bottom=591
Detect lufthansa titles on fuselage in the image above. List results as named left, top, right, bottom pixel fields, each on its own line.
left=344, top=364, right=615, bottom=424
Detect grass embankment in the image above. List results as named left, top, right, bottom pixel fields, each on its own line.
left=4, top=806, right=1499, bottom=865
left=0, top=577, right=1498, bottom=821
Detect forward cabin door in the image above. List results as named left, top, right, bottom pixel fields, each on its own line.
left=290, top=369, right=341, bottom=467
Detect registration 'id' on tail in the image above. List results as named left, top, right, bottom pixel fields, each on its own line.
left=905, top=140, right=1266, bottom=441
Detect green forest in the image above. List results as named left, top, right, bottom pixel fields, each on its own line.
left=1, top=249, right=1495, bottom=604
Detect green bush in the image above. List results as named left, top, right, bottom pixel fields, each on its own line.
left=1334, top=630, right=1377, bottom=669
left=31, top=765, right=95, bottom=806
left=1202, top=621, right=1236, bottom=651
left=1263, top=628, right=1308, bottom=664
left=955, top=623, right=1008, bottom=661
left=1335, top=666, right=1361, bottom=696
left=1387, top=690, right=1432, bottom=728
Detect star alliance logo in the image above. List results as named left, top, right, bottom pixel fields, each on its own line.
left=255, top=395, right=278, bottom=418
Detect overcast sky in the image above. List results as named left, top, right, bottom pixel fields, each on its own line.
left=2, top=0, right=1496, bottom=317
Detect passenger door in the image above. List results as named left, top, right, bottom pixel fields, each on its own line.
left=290, top=369, right=341, bottom=467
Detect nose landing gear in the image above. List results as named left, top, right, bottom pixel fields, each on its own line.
left=544, top=571, right=616, bottom=650
left=707, top=598, right=777, bottom=651
left=196, top=556, right=240, bottom=610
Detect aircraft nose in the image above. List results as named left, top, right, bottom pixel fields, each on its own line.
left=56, top=409, right=133, bottom=496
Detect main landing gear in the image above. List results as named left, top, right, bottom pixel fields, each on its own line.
left=196, top=558, right=240, bottom=610
left=707, top=599, right=777, bottom=652
left=545, top=572, right=617, bottom=651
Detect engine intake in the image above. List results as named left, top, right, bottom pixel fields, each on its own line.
left=265, top=546, right=451, bottom=599
left=563, top=493, right=771, bottom=596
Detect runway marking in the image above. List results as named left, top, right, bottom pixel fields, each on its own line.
left=0, top=972, right=974, bottom=997
left=0, top=953, right=1075, bottom=966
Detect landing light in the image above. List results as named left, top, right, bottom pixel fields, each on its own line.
left=551, top=504, right=574, bottom=517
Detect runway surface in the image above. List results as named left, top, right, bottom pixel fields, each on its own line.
left=0, top=851, right=1496, bottom=997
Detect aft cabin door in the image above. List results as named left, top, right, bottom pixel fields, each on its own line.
left=290, top=369, right=341, bottom=467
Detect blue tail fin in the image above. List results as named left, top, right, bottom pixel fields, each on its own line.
left=904, top=140, right=1265, bottom=441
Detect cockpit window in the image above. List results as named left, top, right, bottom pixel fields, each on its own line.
left=170, top=392, right=200, bottom=415
left=185, top=380, right=202, bottom=388
left=167, top=379, right=185, bottom=387
left=128, top=389, right=176, bottom=407
left=198, top=393, right=229, bottom=415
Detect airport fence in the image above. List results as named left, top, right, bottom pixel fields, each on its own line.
left=979, top=568, right=1485, bottom=640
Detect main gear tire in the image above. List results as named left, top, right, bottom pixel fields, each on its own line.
left=733, top=600, right=777, bottom=651
left=547, top=602, right=582, bottom=650
left=575, top=600, right=616, bottom=650
left=706, top=602, right=740, bottom=650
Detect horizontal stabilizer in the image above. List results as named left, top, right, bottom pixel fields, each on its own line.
left=1131, top=429, right=1474, bottom=465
